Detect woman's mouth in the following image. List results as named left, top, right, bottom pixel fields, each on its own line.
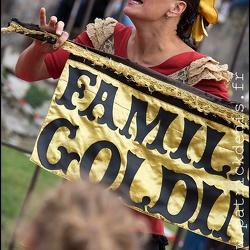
left=129, top=0, right=143, bottom=4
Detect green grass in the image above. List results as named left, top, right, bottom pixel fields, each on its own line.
left=1, top=145, right=62, bottom=250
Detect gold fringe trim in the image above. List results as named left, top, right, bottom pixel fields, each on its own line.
left=1, top=21, right=249, bottom=130
left=1, top=23, right=58, bottom=42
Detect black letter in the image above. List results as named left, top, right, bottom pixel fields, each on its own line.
left=37, top=118, right=80, bottom=174
left=119, top=95, right=148, bottom=139
left=193, top=127, right=229, bottom=178
left=170, top=118, right=201, bottom=164
left=55, top=66, right=97, bottom=110
left=147, top=108, right=178, bottom=154
left=212, top=192, right=248, bottom=244
left=115, top=151, right=147, bottom=209
left=148, top=166, right=198, bottom=224
left=80, top=141, right=121, bottom=186
left=78, top=80, right=118, bottom=130
left=188, top=182, right=223, bottom=236
left=120, top=96, right=177, bottom=154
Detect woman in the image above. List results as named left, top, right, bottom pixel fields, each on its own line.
left=15, top=0, right=232, bottom=249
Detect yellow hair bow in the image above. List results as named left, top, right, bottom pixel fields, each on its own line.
left=192, top=0, right=218, bottom=42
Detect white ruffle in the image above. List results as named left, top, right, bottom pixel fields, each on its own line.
left=86, top=17, right=117, bottom=50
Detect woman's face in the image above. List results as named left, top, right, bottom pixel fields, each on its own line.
left=123, top=0, right=176, bottom=22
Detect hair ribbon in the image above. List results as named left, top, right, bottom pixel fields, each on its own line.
left=191, top=0, right=218, bottom=42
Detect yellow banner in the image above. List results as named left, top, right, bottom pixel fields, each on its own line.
left=30, top=54, right=249, bottom=249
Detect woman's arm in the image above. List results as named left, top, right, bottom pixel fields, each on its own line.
left=15, top=7, right=69, bottom=82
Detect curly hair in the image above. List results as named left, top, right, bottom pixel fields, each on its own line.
left=177, top=0, right=209, bottom=50
left=20, top=181, right=150, bottom=250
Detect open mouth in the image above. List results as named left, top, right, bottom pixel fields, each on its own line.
left=130, top=0, right=143, bottom=4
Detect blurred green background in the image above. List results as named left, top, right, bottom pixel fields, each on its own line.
left=1, top=144, right=62, bottom=250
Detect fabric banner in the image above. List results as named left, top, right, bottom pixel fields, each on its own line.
left=30, top=53, right=249, bottom=249
left=2, top=18, right=249, bottom=249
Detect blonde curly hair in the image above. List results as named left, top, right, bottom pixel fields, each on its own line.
left=20, top=180, right=149, bottom=250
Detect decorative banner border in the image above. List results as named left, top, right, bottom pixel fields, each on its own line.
left=2, top=19, right=249, bottom=249
left=30, top=54, right=249, bottom=248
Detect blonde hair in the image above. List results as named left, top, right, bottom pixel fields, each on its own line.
left=21, top=181, right=149, bottom=250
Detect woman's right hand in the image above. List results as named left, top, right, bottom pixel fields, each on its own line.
left=35, top=7, right=69, bottom=54
left=15, top=7, right=70, bottom=81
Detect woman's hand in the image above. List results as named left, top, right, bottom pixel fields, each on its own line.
left=35, top=7, right=69, bottom=54
left=15, top=7, right=70, bottom=81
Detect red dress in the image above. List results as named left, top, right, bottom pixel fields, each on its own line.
left=45, top=23, right=229, bottom=101
left=44, top=22, right=230, bottom=236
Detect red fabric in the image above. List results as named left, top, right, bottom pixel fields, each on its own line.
left=44, top=32, right=93, bottom=80
left=133, top=210, right=165, bottom=235
left=44, top=22, right=230, bottom=236
left=45, top=23, right=229, bottom=100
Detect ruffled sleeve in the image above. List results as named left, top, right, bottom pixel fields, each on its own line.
left=86, top=17, right=118, bottom=50
left=188, top=57, right=233, bottom=87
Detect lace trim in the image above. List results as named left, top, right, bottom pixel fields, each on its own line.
left=99, top=35, right=115, bottom=54
left=168, top=66, right=190, bottom=85
left=189, top=57, right=233, bottom=86
left=86, top=17, right=117, bottom=50
left=168, top=57, right=233, bottom=87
